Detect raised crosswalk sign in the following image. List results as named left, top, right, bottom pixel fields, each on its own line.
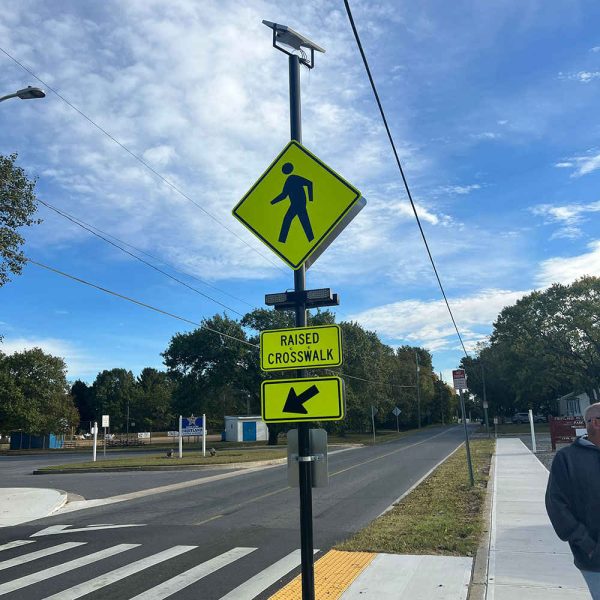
left=232, top=141, right=363, bottom=270
left=261, top=376, right=344, bottom=423
left=260, top=325, right=342, bottom=372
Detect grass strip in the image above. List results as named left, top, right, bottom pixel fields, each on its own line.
left=336, top=439, right=495, bottom=556
left=37, top=449, right=287, bottom=471
left=479, top=423, right=549, bottom=434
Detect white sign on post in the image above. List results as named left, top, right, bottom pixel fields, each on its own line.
left=452, top=369, right=467, bottom=390
left=392, top=407, right=401, bottom=417
left=102, top=415, right=110, bottom=428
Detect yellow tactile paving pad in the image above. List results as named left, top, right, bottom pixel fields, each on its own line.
left=269, top=550, right=376, bottom=600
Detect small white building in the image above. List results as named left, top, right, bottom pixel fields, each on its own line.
left=557, top=392, right=592, bottom=417
left=224, top=416, right=268, bottom=442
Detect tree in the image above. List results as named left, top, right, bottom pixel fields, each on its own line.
left=0, top=348, right=79, bottom=434
left=465, top=277, right=600, bottom=416
left=135, top=368, right=175, bottom=431
left=163, top=314, right=254, bottom=429
left=0, top=153, right=41, bottom=288
left=91, top=369, right=138, bottom=432
left=71, top=380, right=94, bottom=427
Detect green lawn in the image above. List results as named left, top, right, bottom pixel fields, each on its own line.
left=479, top=423, right=549, bottom=435
left=336, top=439, right=495, bottom=556
left=37, top=449, right=287, bottom=472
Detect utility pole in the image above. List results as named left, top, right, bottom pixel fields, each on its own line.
left=459, top=389, right=475, bottom=486
left=439, top=372, right=444, bottom=425
left=481, top=361, right=490, bottom=438
left=415, top=352, right=421, bottom=428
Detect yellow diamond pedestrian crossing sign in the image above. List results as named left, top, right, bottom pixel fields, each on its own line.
left=232, top=141, right=364, bottom=270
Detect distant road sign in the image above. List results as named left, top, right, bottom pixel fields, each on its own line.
left=260, top=325, right=342, bottom=371
left=101, top=415, right=109, bottom=428
left=261, top=376, right=344, bottom=423
left=392, top=407, right=401, bottom=417
left=452, top=369, right=467, bottom=390
left=232, top=141, right=363, bottom=270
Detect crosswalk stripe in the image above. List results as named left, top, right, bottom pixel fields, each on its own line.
left=218, top=549, right=305, bottom=600
left=43, top=545, right=197, bottom=600
left=0, top=543, right=138, bottom=596
left=0, top=542, right=85, bottom=571
left=0, top=540, right=35, bottom=553
left=129, top=547, right=257, bottom=600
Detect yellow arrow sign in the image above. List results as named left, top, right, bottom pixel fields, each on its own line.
left=261, top=376, right=344, bottom=423
left=260, top=325, right=342, bottom=372
left=232, top=141, right=362, bottom=270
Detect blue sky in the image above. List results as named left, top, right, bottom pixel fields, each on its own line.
left=1, top=0, right=600, bottom=385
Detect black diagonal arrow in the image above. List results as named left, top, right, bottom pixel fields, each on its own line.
left=283, top=384, right=320, bottom=414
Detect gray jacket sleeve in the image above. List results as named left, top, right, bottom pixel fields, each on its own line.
left=545, top=452, right=596, bottom=556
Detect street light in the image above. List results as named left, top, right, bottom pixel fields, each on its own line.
left=0, top=86, right=46, bottom=103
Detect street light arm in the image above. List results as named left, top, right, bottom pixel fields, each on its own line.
left=0, top=92, right=18, bottom=103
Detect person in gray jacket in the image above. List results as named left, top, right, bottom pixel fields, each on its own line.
left=546, top=402, right=600, bottom=599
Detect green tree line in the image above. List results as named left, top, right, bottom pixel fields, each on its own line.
left=0, top=309, right=458, bottom=441
left=461, top=276, right=600, bottom=418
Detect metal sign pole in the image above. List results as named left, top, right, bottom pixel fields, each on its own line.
left=179, top=415, right=183, bottom=458
left=371, top=405, right=376, bottom=444
left=459, top=389, right=475, bottom=486
left=92, top=422, right=97, bottom=462
left=289, top=52, right=315, bottom=600
left=528, top=409, right=537, bottom=453
left=103, top=427, right=106, bottom=458
left=202, top=414, right=206, bottom=457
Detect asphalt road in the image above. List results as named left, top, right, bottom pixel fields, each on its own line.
left=0, top=425, right=468, bottom=599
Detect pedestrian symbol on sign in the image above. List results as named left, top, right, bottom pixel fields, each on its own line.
left=271, top=162, right=314, bottom=243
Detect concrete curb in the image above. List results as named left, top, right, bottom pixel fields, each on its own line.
left=468, top=442, right=496, bottom=600
left=33, top=457, right=288, bottom=475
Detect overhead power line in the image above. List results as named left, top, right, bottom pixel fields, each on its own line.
left=36, top=197, right=248, bottom=318
left=343, top=0, right=469, bottom=358
left=23, top=256, right=258, bottom=349
left=40, top=201, right=253, bottom=308
left=0, top=45, right=287, bottom=275
left=12, top=254, right=423, bottom=390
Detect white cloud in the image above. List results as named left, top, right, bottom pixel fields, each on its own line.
left=558, top=70, right=600, bottom=83
left=591, top=47, right=600, bottom=53
left=531, top=200, right=600, bottom=239
left=346, top=289, right=526, bottom=352
left=438, top=184, right=481, bottom=196
left=471, top=132, right=499, bottom=140
left=554, top=152, right=600, bottom=177
left=0, top=336, right=95, bottom=379
left=536, top=240, right=600, bottom=287
left=2, top=0, right=424, bottom=283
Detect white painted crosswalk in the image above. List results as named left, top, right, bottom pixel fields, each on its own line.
left=0, top=538, right=310, bottom=599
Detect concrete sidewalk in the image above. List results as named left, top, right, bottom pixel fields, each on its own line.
left=0, top=488, right=67, bottom=527
left=487, top=438, right=590, bottom=599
